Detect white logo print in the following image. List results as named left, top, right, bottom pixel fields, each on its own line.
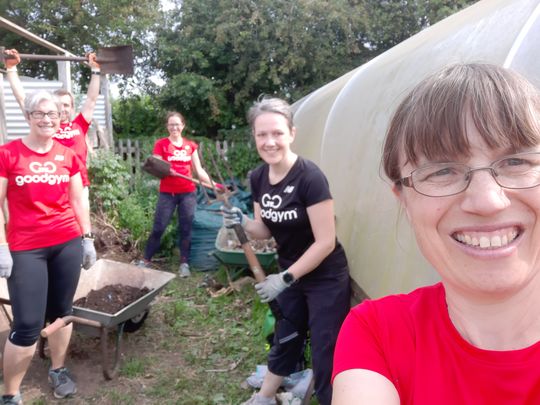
left=15, top=161, right=70, bottom=187
left=261, top=194, right=282, bottom=209
left=29, top=161, right=56, bottom=173
left=260, top=193, right=297, bottom=223
left=168, top=149, right=191, bottom=162
left=283, top=185, right=295, bottom=194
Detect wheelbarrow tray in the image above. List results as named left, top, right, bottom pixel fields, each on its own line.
left=213, top=227, right=277, bottom=268
left=73, top=259, right=175, bottom=330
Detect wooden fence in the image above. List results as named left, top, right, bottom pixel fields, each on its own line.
left=113, top=139, right=238, bottom=175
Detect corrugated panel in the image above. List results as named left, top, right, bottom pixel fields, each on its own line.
left=2, top=76, right=106, bottom=141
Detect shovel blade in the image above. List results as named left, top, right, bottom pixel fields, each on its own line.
left=97, top=45, right=134, bottom=75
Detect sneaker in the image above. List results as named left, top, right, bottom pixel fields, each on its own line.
left=179, top=263, right=191, bottom=278
left=48, top=367, right=77, bottom=399
left=1, top=392, right=22, bottom=405
left=240, top=393, right=277, bottom=405
left=133, top=258, right=152, bottom=268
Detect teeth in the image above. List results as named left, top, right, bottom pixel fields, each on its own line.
left=455, top=230, right=518, bottom=249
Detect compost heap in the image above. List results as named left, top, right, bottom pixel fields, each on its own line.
left=74, top=284, right=150, bottom=314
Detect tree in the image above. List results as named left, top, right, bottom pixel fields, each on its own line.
left=155, top=0, right=477, bottom=137
left=0, top=0, right=162, bottom=92
left=156, top=0, right=372, bottom=136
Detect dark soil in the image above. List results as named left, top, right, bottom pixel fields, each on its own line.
left=74, top=284, right=151, bottom=314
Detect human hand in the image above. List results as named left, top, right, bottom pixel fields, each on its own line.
left=255, top=272, right=289, bottom=303
left=4, top=49, right=20, bottom=70
left=0, top=245, right=13, bottom=278
left=82, top=237, right=97, bottom=270
left=221, top=206, right=246, bottom=228
left=86, top=52, right=100, bottom=70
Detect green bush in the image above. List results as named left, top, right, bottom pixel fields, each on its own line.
left=88, top=150, right=131, bottom=214
left=116, top=174, right=177, bottom=255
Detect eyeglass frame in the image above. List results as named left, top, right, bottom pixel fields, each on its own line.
left=396, top=151, right=540, bottom=197
left=29, top=110, right=60, bottom=120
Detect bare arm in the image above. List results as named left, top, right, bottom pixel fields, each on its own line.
left=242, top=201, right=273, bottom=239
left=332, top=369, right=400, bottom=404
left=191, top=150, right=213, bottom=185
left=80, top=52, right=101, bottom=123
left=286, top=199, right=336, bottom=280
left=4, top=49, right=26, bottom=112
left=69, top=173, right=92, bottom=234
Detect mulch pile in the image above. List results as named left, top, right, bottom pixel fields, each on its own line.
left=74, top=284, right=150, bottom=314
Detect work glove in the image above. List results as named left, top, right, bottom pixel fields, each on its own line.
left=221, top=206, right=246, bottom=228
left=255, top=271, right=290, bottom=303
left=82, top=237, right=97, bottom=270
left=0, top=245, right=13, bottom=278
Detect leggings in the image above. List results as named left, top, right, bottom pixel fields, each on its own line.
left=144, top=191, right=197, bottom=264
left=7, top=237, right=82, bottom=347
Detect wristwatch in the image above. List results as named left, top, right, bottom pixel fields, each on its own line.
left=83, top=232, right=95, bottom=239
left=282, top=271, right=296, bottom=286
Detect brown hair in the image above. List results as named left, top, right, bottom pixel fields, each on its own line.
left=53, top=88, right=74, bottom=108
left=247, top=97, right=293, bottom=131
left=166, top=111, right=185, bottom=125
left=382, top=63, right=540, bottom=183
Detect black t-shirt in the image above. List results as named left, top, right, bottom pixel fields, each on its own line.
left=250, top=157, right=348, bottom=276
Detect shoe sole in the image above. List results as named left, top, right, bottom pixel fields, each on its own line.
left=53, top=388, right=77, bottom=399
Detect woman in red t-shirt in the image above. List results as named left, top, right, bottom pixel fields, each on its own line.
left=138, top=111, right=214, bottom=278
left=333, top=64, right=540, bottom=404
left=0, top=91, right=95, bottom=404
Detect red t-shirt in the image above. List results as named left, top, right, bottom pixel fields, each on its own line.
left=55, top=113, right=90, bottom=186
left=153, top=137, right=198, bottom=193
left=333, top=283, right=540, bottom=404
left=0, top=139, right=83, bottom=251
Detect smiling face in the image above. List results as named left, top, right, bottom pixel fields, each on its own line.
left=57, top=94, right=74, bottom=124
left=252, top=112, right=295, bottom=166
left=28, top=100, right=60, bottom=139
left=396, top=115, right=540, bottom=299
left=167, top=115, right=185, bottom=139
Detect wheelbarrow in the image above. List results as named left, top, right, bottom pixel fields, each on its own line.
left=212, top=227, right=277, bottom=279
left=0, top=259, right=175, bottom=380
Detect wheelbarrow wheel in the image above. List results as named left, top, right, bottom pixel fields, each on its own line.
left=123, top=309, right=150, bottom=333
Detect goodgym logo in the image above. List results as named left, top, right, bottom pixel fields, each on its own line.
left=15, top=161, right=69, bottom=186
left=260, top=193, right=297, bottom=223
left=168, top=149, right=191, bottom=162
left=30, top=161, right=56, bottom=174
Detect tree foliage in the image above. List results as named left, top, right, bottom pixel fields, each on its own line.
left=1, top=0, right=162, bottom=91
left=155, top=0, right=477, bottom=137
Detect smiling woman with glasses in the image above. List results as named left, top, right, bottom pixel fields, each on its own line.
left=0, top=90, right=95, bottom=404
left=333, top=64, right=540, bottom=404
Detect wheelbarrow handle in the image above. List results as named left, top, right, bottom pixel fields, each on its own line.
left=41, top=315, right=102, bottom=338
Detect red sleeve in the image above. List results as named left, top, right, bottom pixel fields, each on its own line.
left=332, top=300, right=394, bottom=383
left=0, top=146, right=10, bottom=178
left=153, top=138, right=164, bottom=157
left=72, top=113, right=90, bottom=136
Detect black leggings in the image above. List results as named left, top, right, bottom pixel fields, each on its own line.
left=7, top=237, right=82, bottom=346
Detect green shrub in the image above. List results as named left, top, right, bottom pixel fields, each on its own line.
left=88, top=150, right=131, bottom=214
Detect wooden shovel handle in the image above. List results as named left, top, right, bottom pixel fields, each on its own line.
left=41, top=315, right=102, bottom=338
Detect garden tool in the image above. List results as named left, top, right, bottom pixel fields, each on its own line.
left=198, top=144, right=300, bottom=345
left=0, top=45, right=134, bottom=75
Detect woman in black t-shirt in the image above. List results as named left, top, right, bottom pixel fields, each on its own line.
left=223, top=98, right=350, bottom=405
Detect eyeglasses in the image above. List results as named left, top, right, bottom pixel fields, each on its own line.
left=397, top=152, right=540, bottom=197
left=167, top=124, right=183, bottom=128
left=29, top=111, right=60, bottom=119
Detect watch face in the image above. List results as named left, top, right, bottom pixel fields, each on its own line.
left=283, top=272, right=294, bottom=284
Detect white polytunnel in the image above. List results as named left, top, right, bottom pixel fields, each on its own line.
left=291, top=0, right=540, bottom=300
